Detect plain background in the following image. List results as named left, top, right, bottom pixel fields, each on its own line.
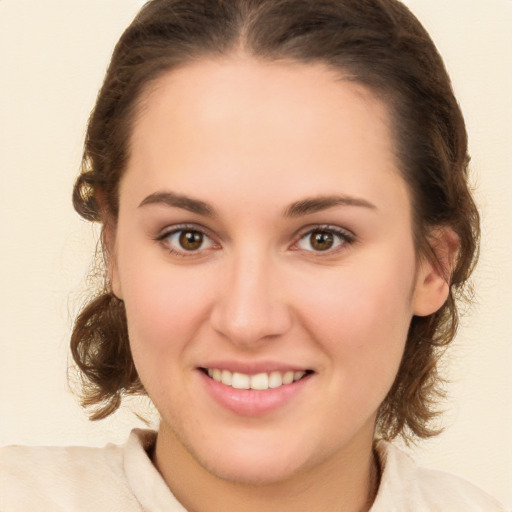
left=0, top=0, right=510, bottom=506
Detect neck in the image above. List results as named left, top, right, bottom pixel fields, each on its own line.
left=153, top=422, right=380, bottom=512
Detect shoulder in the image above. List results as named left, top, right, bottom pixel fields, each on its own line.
left=371, top=441, right=507, bottom=512
left=0, top=429, right=158, bottom=512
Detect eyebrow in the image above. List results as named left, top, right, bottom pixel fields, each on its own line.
left=138, top=191, right=376, bottom=217
left=138, top=191, right=215, bottom=216
left=283, top=195, right=377, bottom=217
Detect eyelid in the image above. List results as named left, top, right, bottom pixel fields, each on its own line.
left=155, top=223, right=220, bottom=255
left=156, top=222, right=213, bottom=240
left=153, top=222, right=355, bottom=256
left=291, top=224, right=356, bottom=252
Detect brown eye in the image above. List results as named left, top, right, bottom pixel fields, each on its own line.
left=309, top=231, right=334, bottom=251
left=179, top=230, right=204, bottom=251
left=163, top=228, right=215, bottom=254
left=297, top=227, right=350, bottom=253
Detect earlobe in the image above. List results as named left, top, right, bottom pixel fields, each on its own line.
left=412, top=227, right=459, bottom=317
left=101, top=222, right=123, bottom=300
left=110, top=261, right=123, bottom=300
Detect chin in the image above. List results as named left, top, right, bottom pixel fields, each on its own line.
left=201, top=451, right=307, bottom=485
left=180, top=429, right=315, bottom=485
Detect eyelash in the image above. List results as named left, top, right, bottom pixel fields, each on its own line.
left=156, top=224, right=218, bottom=257
left=294, top=225, right=355, bottom=254
left=156, top=223, right=356, bottom=257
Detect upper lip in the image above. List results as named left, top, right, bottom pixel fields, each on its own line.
left=198, top=360, right=313, bottom=375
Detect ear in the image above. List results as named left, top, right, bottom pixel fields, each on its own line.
left=109, top=247, right=123, bottom=301
left=412, top=227, right=459, bottom=317
left=98, top=200, right=123, bottom=300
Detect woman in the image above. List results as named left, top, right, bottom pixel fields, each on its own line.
left=0, top=0, right=507, bottom=510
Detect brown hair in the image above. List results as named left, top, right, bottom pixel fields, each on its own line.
left=71, top=0, right=479, bottom=441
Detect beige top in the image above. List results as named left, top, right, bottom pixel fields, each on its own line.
left=0, top=429, right=506, bottom=511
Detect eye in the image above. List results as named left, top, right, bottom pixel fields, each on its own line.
left=296, top=227, right=353, bottom=252
left=160, top=226, right=216, bottom=255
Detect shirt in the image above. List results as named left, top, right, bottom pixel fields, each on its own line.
left=0, top=429, right=506, bottom=511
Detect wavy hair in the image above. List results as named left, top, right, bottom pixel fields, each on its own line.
left=71, top=0, right=479, bottom=441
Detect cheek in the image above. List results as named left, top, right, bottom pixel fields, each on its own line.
left=118, top=253, right=215, bottom=358
left=292, top=263, right=415, bottom=430
left=292, top=251, right=416, bottom=379
left=120, top=263, right=217, bottom=410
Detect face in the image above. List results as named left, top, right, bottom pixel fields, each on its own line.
left=111, top=58, right=443, bottom=484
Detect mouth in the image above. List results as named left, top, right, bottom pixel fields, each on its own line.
left=198, top=365, right=315, bottom=416
left=200, top=368, right=314, bottom=391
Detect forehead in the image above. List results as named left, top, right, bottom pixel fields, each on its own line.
left=134, top=57, right=392, bottom=154
left=124, top=57, right=408, bottom=216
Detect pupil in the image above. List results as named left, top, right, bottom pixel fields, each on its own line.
left=179, top=231, right=203, bottom=250
left=311, top=231, right=333, bottom=251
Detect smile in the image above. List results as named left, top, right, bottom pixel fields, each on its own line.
left=199, top=366, right=314, bottom=416
left=204, top=368, right=311, bottom=390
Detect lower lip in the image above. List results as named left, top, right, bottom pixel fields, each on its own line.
left=198, top=370, right=312, bottom=417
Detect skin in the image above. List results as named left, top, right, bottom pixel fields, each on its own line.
left=110, top=57, right=451, bottom=512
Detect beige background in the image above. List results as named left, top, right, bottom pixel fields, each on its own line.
left=0, top=0, right=510, bottom=506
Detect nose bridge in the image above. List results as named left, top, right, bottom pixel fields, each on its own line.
left=210, top=244, right=291, bottom=346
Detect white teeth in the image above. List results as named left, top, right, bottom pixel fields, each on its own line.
left=294, top=371, right=306, bottom=381
left=232, top=372, right=250, bottom=389
left=221, top=370, right=232, bottom=386
left=282, top=371, right=294, bottom=385
left=250, top=373, right=269, bottom=390
left=207, top=368, right=308, bottom=390
left=268, top=371, right=283, bottom=388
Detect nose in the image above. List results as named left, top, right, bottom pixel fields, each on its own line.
left=209, top=249, right=292, bottom=347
